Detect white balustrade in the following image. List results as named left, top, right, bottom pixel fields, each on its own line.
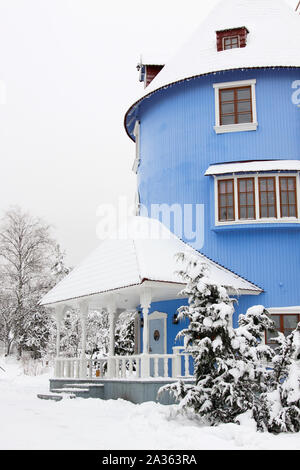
left=54, top=350, right=193, bottom=380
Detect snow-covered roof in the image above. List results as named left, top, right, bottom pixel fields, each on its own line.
left=40, top=217, right=261, bottom=306
left=205, top=160, right=300, bottom=176
left=125, top=0, right=300, bottom=139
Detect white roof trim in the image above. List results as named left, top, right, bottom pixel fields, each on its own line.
left=205, top=160, right=300, bottom=176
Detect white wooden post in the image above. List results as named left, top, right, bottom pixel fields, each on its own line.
left=107, top=296, right=117, bottom=379
left=79, top=301, right=89, bottom=379
left=53, top=305, right=64, bottom=378
left=172, top=346, right=182, bottom=378
left=140, top=287, right=152, bottom=378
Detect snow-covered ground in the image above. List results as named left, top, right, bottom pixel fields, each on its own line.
left=1, top=355, right=300, bottom=450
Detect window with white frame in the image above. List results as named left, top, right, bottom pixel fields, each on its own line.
left=213, top=79, right=258, bottom=134
left=264, top=307, right=300, bottom=348
left=215, top=173, right=299, bottom=225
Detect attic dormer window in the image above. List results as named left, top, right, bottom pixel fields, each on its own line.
left=216, top=27, right=249, bottom=52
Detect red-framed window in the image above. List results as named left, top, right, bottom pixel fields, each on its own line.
left=258, top=177, right=277, bottom=218
left=279, top=176, right=298, bottom=218
left=219, top=86, right=253, bottom=126
left=238, top=177, right=255, bottom=219
left=266, top=314, right=300, bottom=345
left=218, top=179, right=235, bottom=222
left=216, top=27, right=249, bottom=52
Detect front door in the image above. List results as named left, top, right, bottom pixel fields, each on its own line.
left=148, top=312, right=166, bottom=377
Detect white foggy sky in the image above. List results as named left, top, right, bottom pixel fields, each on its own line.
left=0, top=0, right=297, bottom=266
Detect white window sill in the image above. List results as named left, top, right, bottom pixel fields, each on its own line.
left=215, top=218, right=300, bottom=227
left=214, top=122, right=258, bottom=134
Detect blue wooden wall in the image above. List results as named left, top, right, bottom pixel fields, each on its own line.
left=134, top=68, right=300, bottom=331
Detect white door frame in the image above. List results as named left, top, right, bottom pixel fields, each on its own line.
left=148, top=311, right=167, bottom=354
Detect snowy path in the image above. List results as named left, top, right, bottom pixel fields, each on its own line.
left=1, top=357, right=300, bottom=450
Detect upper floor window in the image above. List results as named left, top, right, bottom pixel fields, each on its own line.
left=213, top=173, right=299, bottom=226
left=213, top=79, right=258, bottom=134
left=216, top=27, right=249, bottom=52
left=219, top=86, right=252, bottom=126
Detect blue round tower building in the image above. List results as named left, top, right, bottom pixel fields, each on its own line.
left=125, top=0, right=300, bottom=341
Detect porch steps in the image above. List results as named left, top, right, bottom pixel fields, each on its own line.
left=51, top=382, right=105, bottom=399
left=37, top=393, right=64, bottom=402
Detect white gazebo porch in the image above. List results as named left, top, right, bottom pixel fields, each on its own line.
left=50, top=279, right=193, bottom=382
left=40, top=217, right=262, bottom=399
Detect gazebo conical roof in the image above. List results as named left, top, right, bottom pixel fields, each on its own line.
left=40, top=217, right=261, bottom=309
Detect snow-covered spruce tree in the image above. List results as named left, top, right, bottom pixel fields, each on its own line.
left=255, top=323, right=300, bottom=434
left=160, top=251, right=275, bottom=426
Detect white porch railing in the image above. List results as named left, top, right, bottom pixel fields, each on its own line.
left=54, top=347, right=193, bottom=380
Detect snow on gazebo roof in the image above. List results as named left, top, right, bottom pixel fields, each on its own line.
left=40, top=217, right=261, bottom=307
left=125, top=0, right=300, bottom=139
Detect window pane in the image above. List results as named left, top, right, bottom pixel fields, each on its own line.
left=240, top=193, right=247, bottom=205
left=248, top=207, right=255, bottom=219
left=227, top=194, right=233, bottom=206
left=240, top=207, right=247, bottom=219
left=220, top=208, right=227, bottom=221
left=221, top=102, right=235, bottom=114
left=219, top=182, right=226, bottom=194
left=239, top=180, right=246, bottom=192
left=283, top=315, right=298, bottom=329
left=268, top=206, right=276, bottom=218
left=288, top=178, right=295, bottom=190
left=281, top=205, right=288, bottom=217
left=289, top=192, right=295, bottom=204
left=289, top=206, right=296, bottom=217
left=237, top=88, right=251, bottom=100
left=237, top=113, right=252, bottom=123
left=237, top=101, right=251, bottom=112
left=271, top=315, right=281, bottom=328
left=281, top=191, right=288, bottom=204
left=227, top=208, right=234, bottom=220
left=247, top=193, right=254, bottom=205
left=260, top=192, right=267, bottom=205
left=247, top=180, right=253, bottom=191
left=280, top=178, right=287, bottom=190
left=220, top=195, right=227, bottom=206
left=267, top=179, right=274, bottom=190
left=226, top=181, right=233, bottom=192
left=268, top=192, right=275, bottom=204
left=260, top=206, right=268, bottom=218
left=221, top=114, right=235, bottom=125
left=260, top=179, right=267, bottom=191
left=220, top=90, right=234, bottom=101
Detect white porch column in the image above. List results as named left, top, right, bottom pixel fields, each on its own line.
left=107, top=296, right=117, bottom=378
left=79, top=301, right=89, bottom=379
left=140, top=287, right=152, bottom=378
left=53, top=305, right=64, bottom=378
